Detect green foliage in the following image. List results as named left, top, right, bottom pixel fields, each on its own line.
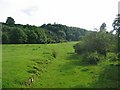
left=100, top=22, right=106, bottom=32
left=74, top=31, right=116, bottom=56
left=73, top=26, right=118, bottom=65
left=107, top=53, right=118, bottom=61
left=2, top=21, right=88, bottom=44
left=83, top=52, right=100, bottom=64
left=92, top=65, right=119, bottom=88
left=35, top=29, right=47, bottom=44
left=73, top=41, right=85, bottom=54
left=6, top=17, right=15, bottom=26
left=112, top=14, right=120, bottom=32
left=10, top=28, right=27, bottom=44
left=112, top=14, right=120, bottom=58
left=27, top=30, right=38, bottom=44
left=41, top=23, right=87, bottom=42
left=2, top=33, right=9, bottom=44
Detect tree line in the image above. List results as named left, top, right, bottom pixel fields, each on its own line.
left=2, top=17, right=88, bottom=44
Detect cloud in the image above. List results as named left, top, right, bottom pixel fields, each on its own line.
left=21, top=6, right=38, bottom=16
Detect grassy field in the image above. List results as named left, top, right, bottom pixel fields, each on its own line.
left=2, top=42, right=119, bottom=88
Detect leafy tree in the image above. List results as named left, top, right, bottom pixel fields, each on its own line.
left=100, top=22, right=106, bottom=32
left=2, top=33, right=9, bottom=44
left=35, top=29, right=47, bottom=44
left=10, top=28, right=27, bottom=44
left=46, top=31, right=58, bottom=43
left=73, top=30, right=117, bottom=64
left=112, top=14, right=120, bottom=33
left=94, top=32, right=111, bottom=56
left=74, top=31, right=111, bottom=56
left=6, top=17, right=15, bottom=26
left=112, top=14, right=120, bottom=57
left=27, top=30, right=38, bottom=44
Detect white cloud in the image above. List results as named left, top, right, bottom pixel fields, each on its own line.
left=0, top=0, right=119, bottom=31
left=21, top=6, right=39, bottom=16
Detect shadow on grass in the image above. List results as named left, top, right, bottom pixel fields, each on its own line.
left=90, top=65, right=119, bottom=88
left=66, top=52, right=82, bottom=60
left=71, top=84, right=86, bottom=88
left=66, top=53, right=94, bottom=66
left=71, top=65, right=119, bottom=88
left=60, top=53, right=92, bottom=71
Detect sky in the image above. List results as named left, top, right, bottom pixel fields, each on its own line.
left=0, top=0, right=119, bottom=31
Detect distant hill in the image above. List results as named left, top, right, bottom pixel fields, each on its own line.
left=2, top=21, right=89, bottom=44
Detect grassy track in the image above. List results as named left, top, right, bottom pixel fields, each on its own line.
left=2, top=42, right=119, bottom=88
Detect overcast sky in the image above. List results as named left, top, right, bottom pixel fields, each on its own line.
left=0, top=0, right=119, bottom=31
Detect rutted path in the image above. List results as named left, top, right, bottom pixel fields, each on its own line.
left=25, top=51, right=56, bottom=88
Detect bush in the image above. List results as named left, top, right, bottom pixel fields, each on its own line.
left=73, top=31, right=116, bottom=57
left=84, top=52, right=100, bottom=64
left=107, top=53, right=118, bottom=61
left=73, top=41, right=85, bottom=54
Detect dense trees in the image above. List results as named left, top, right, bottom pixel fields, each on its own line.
left=10, top=28, right=27, bottom=44
left=2, top=33, right=9, bottom=44
left=35, top=29, right=47, bottom=44
left=74, top=23, right=117, bottom=64
left=27, top=30, right=38, bottom=44
left=112, top=14, right=120, bottom=58
left=2, top=17, right=88, bottom=44
left=74, top=31, right=111, bottom=55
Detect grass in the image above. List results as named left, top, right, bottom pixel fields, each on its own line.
left=2, top=42, right=119, bottom=88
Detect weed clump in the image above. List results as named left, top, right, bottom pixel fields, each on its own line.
left=52, top=50, right=57, bottom=58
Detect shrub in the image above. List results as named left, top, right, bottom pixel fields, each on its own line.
left=84, top=52, right=100, bottom=64
left=73, top=31, right=115, bottom=57
left=107, top=53, right=118, bottom=61
left=73, top=41, right=85, bottom=54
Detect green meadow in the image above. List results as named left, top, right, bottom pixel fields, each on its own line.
left=2, top=42, right=119, bottom=88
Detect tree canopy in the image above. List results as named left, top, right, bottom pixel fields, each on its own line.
left=2, top=17, right=89, bottom=44
left=6, top=17, right=15, bottom=26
